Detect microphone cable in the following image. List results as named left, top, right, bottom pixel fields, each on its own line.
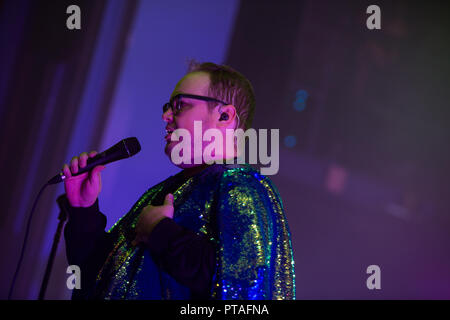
left=8, top=182, right=50, bottom=300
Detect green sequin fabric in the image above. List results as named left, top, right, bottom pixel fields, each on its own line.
left=92, top=163, right=295, bottom=299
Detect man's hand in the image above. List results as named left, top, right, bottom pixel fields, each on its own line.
left=63, top=151, right=106, bottom=207
left=132, top=193, right=174, bottom=246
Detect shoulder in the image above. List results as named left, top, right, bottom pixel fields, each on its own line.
left=208, top=163, right=283, bottom=207
left=187, top=163, right=283, bottom=207
left=219, top=164, right=279, bottom=193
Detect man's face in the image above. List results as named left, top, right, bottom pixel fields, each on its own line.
left=163, top=72, right=218, bottom=167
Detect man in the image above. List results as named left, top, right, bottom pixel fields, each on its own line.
left=63, top=62, right=295, bottom=299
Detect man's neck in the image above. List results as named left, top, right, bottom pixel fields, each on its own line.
left=180, top=163, right=210, bottom=179
left=179, top=156, right=241, bottom=179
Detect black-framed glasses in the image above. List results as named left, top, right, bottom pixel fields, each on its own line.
left=162, top=93, right=229, bottom=115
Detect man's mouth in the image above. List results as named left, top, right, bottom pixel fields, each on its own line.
left=165, top=128, right=175, bottom=141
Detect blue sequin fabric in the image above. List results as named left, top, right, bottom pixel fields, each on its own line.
left=92, top=163, right=295, bottom=299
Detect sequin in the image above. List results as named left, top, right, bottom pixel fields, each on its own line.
left=90, top=164, right=295, bottom=300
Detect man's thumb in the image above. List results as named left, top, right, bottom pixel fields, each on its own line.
left=164, top=193, right=174, bottom=206
left=89, top=165, right=105, bottom=184
left=91, top=165, right=106, bottom=176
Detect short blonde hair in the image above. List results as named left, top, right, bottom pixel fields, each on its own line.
left=187, top=61, right=256, bottom=130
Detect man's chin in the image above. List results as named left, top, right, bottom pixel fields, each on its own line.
left=165, top=144, right=204, bottom=169
left=164, top=142, right=184, bottom=166
left=164, top=141, right=175, bottom=157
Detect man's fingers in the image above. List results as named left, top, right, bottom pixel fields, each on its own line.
left=164, top=193, right=174, bottom=206
left=70, top=157, right=79, bottom=174
left=66, top=151, right=100, bottom=178
left=88, top=150, right=98, bottom=158
left=79, top=152, right=88, bottom=168
left=62, top=164, right=72, bottom=178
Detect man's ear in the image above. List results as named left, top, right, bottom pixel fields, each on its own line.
left=217, top=105, right=237, bottom=128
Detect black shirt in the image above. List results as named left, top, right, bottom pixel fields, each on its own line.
left=64, top=171, right=216, bottom=299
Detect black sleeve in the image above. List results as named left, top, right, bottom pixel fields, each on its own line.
left=145, top=218, right=216, bottom=298
left=63, top=197, right=113, bottom=299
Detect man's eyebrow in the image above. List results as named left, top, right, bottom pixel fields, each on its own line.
left=170, top=92, right=192, bottom=101
left=176, top=94, right=196, bottom=103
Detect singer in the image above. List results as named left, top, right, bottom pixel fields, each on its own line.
left=63, top=61, right=295, bottom=300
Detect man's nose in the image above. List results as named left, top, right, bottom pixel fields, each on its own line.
left=162, top=109, right=173, bottom=123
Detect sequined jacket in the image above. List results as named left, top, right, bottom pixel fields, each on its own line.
left=65, top=163, right=295, bottom=299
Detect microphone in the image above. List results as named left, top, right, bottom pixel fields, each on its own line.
left=47, top=137, right=141, bottom=185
